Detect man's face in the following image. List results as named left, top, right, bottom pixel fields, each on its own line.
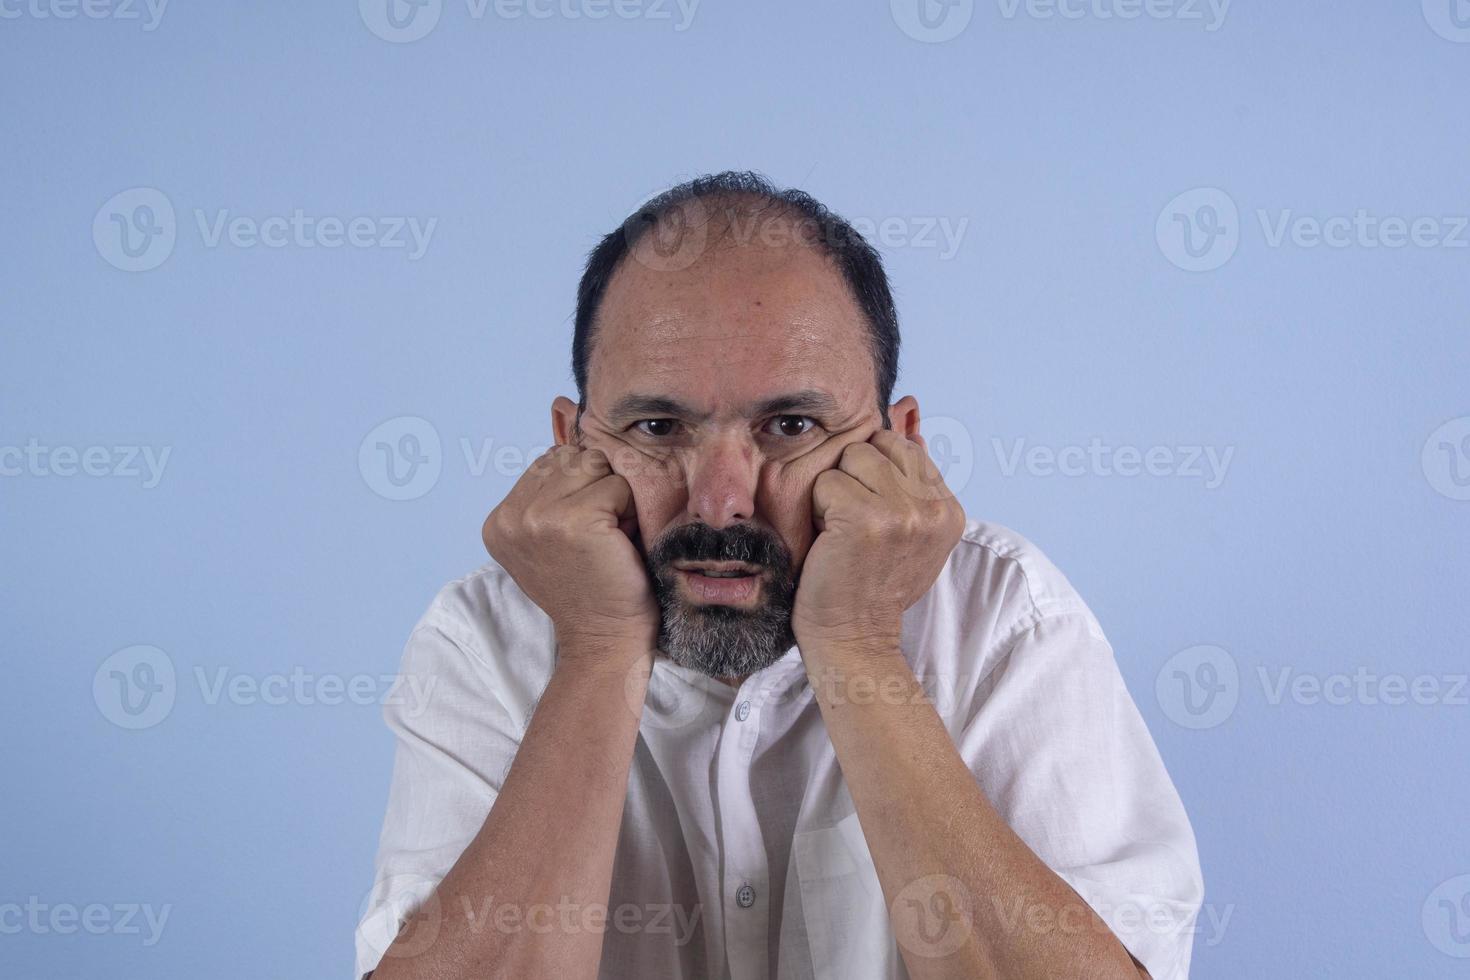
left=555, top=213, right=898, bottom=679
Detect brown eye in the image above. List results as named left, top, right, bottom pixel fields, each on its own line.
left=635, top=419, right=677, bottom=437
left=765, top=415, right=816, bottom=438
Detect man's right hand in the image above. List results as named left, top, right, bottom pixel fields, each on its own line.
left=482, top=445, right=659, bottom=652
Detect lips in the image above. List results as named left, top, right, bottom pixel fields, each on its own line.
left=672, top=560, right=762, bottom=577
left=672, top=561, right=763, bottom=604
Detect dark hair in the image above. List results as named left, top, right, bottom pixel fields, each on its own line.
left=572, top=171, right=900, bottom=425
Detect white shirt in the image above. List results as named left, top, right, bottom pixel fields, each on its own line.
left=356, top=519, right=1205, bottom=980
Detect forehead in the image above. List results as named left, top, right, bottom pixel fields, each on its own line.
left=586, top=234, right=876, bottom=416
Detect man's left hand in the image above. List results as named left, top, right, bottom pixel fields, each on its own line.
left=792, top=428, right=966, bottom=649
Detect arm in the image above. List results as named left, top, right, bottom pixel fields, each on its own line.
left=798, top=637, right=1148, bottom=980
left=370, top=445, right=659, bottom=980
left=370, top=634, right=650, bottom=980
left=794, top=429, right=1148, bottom=979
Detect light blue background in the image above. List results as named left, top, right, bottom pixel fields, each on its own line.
left=3, top=2, right=1468, bottom=977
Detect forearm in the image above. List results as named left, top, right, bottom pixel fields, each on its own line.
left=802, top=640, right=1144, bottom=980
left=371, top=636, right=650, bottom=980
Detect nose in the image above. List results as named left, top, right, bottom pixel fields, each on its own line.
left=683, top=434, right=758, bottom=529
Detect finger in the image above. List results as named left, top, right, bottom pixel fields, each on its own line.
left=811, top=468, right=874, bottom=532
left=536, top=446, right=615, bottom=498
left=871, top=428, right=952, bottom=500
left=869, top=427, right=928, bottom=479
left=836, top=442, right=903, bottom=496
left=565, top=471, right=637, bottom=529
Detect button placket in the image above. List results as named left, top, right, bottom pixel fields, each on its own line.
left=715, top=679, right=769, bottom=980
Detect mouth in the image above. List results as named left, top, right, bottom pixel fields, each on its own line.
left=672, top=560, right=764, bottom=606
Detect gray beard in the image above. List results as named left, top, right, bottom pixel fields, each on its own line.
left=650, top=575, right=797, bottom=679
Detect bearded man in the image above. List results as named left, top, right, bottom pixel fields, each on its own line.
left=356, top=172, right=1203, bottom=980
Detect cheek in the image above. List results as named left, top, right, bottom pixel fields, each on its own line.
left=757, top=461, right=819, bottom=571
left=613, top=455, right=686, bottom=551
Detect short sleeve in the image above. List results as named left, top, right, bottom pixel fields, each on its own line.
left=957, top=612, right=1205, bottom=980
left=353, top=604, right=525, bottom=980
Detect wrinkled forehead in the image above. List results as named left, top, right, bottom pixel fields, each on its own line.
left=585, top=233, right=878, bottom=422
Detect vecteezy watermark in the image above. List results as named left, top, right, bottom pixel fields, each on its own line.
left=1256, top=210, right=1470, bottom=251
left=621, top=195, right=973, bottom=274
left=992, top=894, right=1234, bottom=949
left=0, top=439, right=171, bottom=488
left=359, top=416, right=446, bottom=501
left=0, top=0, right=168, bottom=30
left=361, top=415, right=978, bottom=502
left=456, top=897, right=702, bottom=944
left=92, top=187, right=176, bottom=272
left=991, top=437, right=1235, bottom=489
left=890, top=875, right=974, bottom=958
left=1156, top=644, right=1469, bottom=729
left=92, top=645, right=438, bottom=730
left=890, top=0, right=974, bottom=42
left=996, top=0, right=1229, bottom=31
left=719, top=208, right=971, bottom=261
left=892, top=0, right=1228, bottom=42
left=1423, top=416, right=1470, bottom=501
left=0, top=898, right=171, bottom=946
left=1155, top=645, right=1239, bottom=729
left=922, top=416, right=976, bottom=496
left=358, top=0, right=700, bottom=43
left=93, top=187, right=437, bottom=272
left=1158, top=187, right=1470, bottom=272
left=359, top=875, right=703, bottom=965
left=1422, top=0, right=1470, bottom=43
left=1424, top=874, right=1470, bottom=958
left=1156, top=187, right=1239, bottom=272
left=92, top=646, right=177, bottom=730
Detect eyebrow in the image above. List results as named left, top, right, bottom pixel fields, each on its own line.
left=604, top=389, right=842, bottom=426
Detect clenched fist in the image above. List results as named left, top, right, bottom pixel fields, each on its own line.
left=482, top=445, right=659, bottom=653
left=793, top=428, right=966, bottom=648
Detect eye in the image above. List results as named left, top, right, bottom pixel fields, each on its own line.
left=763, top=415, right=818, bottom=438
left=633, top=419, right=680, bottom=437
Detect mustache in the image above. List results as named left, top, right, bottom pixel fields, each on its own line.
left=646, top=521, right=792, bottom=573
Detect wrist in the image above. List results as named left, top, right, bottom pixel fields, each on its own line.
left=553, top=615, right=657, bottom=650
left=793, top=617, right=903, bottom=655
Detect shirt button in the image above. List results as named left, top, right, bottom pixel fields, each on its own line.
left=736, top=883, right=755, bottom=908
left=735, top=700, right=751, bottom=721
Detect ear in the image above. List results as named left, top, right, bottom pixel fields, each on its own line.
left=551, top=396, right=581, bottom=447
left=888, top=394, right=925, bottom=451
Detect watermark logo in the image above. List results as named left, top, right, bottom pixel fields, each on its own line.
left=992, top=437, right=1234, bottom=488
left=0, top=0, right=168, bottom=30
left=1161, top=188, right=1469, bottom=271
left=996, top=0, right=1229, bottom=30
left=93, top=187, right=176, bottom=272
left=93, top=645, right=177, bottom=730
left=1423, top=874, right=1470, bottom=957
left=1257, top=210, right=1468, bottom=250
left=0, top=440, right=172, bottom=488
left=1156, top=187, right=1238, bottom=272
left=993, top=893, right=1234, bottom=948
left=626, top=659, right=720, bottom=732
left=362, top=0, right=698, bottom=41
left=0, top=898, right=171, bottom=946
left=1155, top=644, right=1238, bottom=729
left=1158, top=646, right=1467, bottom=729
left=624, top=195, right=711, bottom=273
left=1423, top=416, right=1470, bottom=501
left=360, top=0, right=443, bottom=41
left=360, top=416, right=443, bottom=500
left=1422, top=0, right=1470, bottom=43
left=921, top=415, right=975, bottom=495
left=891, top=874, right=974, bottom=958
left=359, top=873, right=444, bottom=962
left=891, top=0, right=974, bottom=42
left=95, top=189, right=436, bottom=270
